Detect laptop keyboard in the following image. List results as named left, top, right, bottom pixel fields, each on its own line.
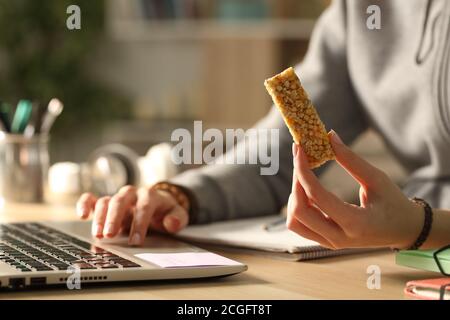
left=0, top=223, right=141, bottom=272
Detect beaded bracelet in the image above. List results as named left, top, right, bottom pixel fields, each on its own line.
left=151, top=182, right=190, bottom=212
left=406, top=197, right=434, bottom=250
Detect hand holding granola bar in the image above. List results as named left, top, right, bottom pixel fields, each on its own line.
left=265, top=68, right=435, bottom=250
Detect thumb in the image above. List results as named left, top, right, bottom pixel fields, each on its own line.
left=162, top=205, right=189, bottom=234
left=329, top=130, right=387, bottom=189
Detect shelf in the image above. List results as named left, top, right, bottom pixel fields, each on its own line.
left=107, top=18, right=316, bottom=41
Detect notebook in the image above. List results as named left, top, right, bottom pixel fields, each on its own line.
left=396, top=249, right=450, bottom=273
left=404, top=278, right=450, bottom=300
left=177, top=215, right=372, bottom=261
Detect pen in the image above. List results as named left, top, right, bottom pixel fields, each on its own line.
left=40, top=98, right=63, bottom=134
left=11, top=99, right=33, bottom=134
left=0, top=102, right=12, bottom=133
left=24, top=102, right=41, bottom=138
left=263, top=217, right=286, bottom=232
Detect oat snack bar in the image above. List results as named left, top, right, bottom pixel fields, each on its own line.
left=264, top=67, right=335, bottom=168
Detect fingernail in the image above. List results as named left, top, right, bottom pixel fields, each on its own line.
left=330, top=130, right=343, bottom=145
left=92, top=223, right=102, bottom=237
left=130, top=233, right=141, bottom=246
left=77, top=206, right=87, bottom=218
left=292, top=143, right=299, bottom=157
left=104, top=223, right=114, bottom=237
left=168, top=217, right=180, bottom=232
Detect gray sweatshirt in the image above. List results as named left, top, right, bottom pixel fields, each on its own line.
left=171, top=0, right=450, bottom=224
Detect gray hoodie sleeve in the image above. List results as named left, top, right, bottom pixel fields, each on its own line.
left=170, top=0, right=368, bottom=224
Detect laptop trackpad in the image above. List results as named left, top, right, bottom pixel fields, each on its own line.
left=43, top=220, right=208, bottom=258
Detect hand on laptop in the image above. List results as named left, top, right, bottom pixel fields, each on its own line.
left=76, top=186, right=189, bottom=246
left=287, top=131, right=423, bottom=250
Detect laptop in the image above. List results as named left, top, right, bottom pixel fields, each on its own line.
left=0, top=220, right=247, bottom=290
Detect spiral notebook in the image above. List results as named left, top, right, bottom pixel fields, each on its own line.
left=177, top=215, right=369, bottom=261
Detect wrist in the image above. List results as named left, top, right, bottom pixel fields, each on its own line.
left=151, top=182, right=190, bottom=213
left=392, top=198, right=433, bottom=251
left=151, top=181, right=199, bottom=224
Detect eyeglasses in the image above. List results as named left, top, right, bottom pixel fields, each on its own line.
left=433, top=244, right=450, bottom=276
left=432, top=245, right=450, bottom=300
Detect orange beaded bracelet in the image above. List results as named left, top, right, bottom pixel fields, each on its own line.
left=151, top=182, right=190, bottom=213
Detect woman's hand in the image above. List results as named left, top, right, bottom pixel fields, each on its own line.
left=287, top=130, right=424, bottom=250
left=76, top=185, right=189, bottom=246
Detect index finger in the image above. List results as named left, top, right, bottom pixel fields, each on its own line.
left=329, top=130, right=390, bottom=190
left=104, top=186, right=138, bottom=238
left=128, top=188, right=158, bottom=245
left=76, top=193, right=97, bottom=219
left=293, top=143, right=358, bottom=225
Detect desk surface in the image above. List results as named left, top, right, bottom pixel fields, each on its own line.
left=0, top=202, right=437, bottom=300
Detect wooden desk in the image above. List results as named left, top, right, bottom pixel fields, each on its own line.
left=0, top=202, right=436, bottom=299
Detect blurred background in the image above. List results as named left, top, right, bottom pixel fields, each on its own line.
left=0, top=0, right=406, bottom=203
left=0, top=0, right=328, bottom=162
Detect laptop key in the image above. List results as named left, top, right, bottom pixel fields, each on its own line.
left=119, top=262, right=141, bottom=268
left=86, top=257, right=106, bottom=262
left=34, top=266, right=53, bottom=271
left=90, top=246, right=107, bottom=254
left=61, top=256, right=79, bottom=263
left=98, top=264, right=119, bottom=269
left=107, top=257, right=128, bottom=261
left=53, top=265, right=69, bottom=270
left=71, top=263, right=97, bottom=269
left=73, top=241, right=92, bottom=250
left=99, top=253, right=119, bottom=258
left=16, top=265, right=30, bottom=270
left=78, top=252, right=97, bottom=258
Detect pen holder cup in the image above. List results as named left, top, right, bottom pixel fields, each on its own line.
left=0, top=134, right=49, bottom=203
